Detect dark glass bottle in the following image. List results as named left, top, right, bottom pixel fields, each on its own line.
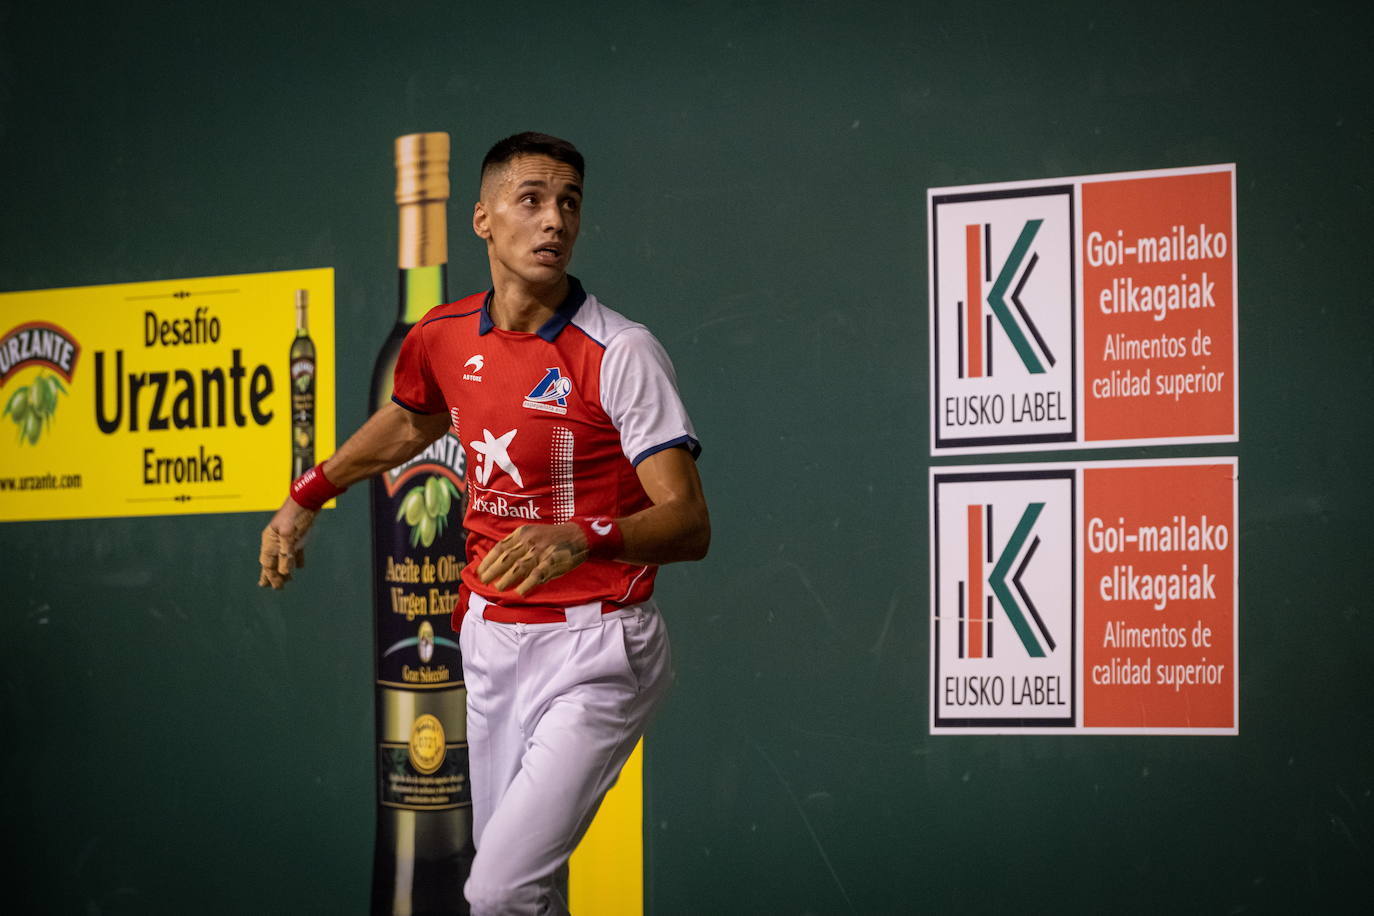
left=369, top=131, right=472, bottom=916
left=289, top=289, right=316, bottom=479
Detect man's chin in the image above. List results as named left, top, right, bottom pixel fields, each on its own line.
left=521, top=264, right=570, bottom=287
left=491, top=256, right=571, bottom=291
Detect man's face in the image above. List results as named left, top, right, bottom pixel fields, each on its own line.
left=474, top=154, right=583, bottom=288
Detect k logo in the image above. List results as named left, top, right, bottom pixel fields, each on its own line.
left=960, top=501, right=1055, bottom=659
left=930, top=184, right=1077, bottom=451
left=961, top=219, right=1057, bottom=377
left=932, top=468, right=1076, bottom=729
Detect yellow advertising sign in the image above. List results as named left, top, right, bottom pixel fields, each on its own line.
left=0, top=268, right=335, bottom=521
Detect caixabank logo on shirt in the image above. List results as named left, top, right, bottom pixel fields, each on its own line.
left=931, top=186, right=1076, bottom=451
left=931, top=469, right=1076, bottom=730
left=467, top=427, right=542, bottom=520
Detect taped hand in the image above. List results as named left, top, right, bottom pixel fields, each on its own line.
left=258, top=499, right=318, bottom=590
left=476, top=523, right=588, bottom=597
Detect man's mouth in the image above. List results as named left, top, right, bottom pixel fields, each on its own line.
left=533, top=245, right=562, bottom=261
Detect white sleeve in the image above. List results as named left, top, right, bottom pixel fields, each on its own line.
left=599, top=326, right=701, bottom=466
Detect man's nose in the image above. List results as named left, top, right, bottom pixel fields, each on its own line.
left=542, top=203, right=565, bottom=233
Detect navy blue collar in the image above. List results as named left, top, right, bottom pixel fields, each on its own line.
left=478, top=276, right=587, bottom=341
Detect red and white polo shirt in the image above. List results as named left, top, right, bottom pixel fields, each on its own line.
left=391, top=276, right=700, bottom=613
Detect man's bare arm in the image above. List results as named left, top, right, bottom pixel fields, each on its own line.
left=257, top=403, right=451, bottom=589
left=319, top=402, right=452, bottom=487
left=618, top=446, right=710, bottom=565
left=477, top=446, right=709, bottom=595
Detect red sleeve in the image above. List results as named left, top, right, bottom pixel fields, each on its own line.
left=391, top=321, right=447, bottom=414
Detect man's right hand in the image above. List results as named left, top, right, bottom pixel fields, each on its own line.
left=258, top=497, right=318, bottom=589
left=254, top=404, right=451, bottom=590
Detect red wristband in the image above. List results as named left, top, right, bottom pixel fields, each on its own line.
left=571, top=516, right=624, bottom=560
left=290, top=463, right=345, bottom=511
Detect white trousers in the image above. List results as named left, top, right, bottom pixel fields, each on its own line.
left=459, top=594, right=672, bottom=916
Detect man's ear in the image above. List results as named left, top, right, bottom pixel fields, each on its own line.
left=473, top=200, right=491, bottom=240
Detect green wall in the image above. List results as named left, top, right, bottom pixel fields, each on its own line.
left=2, top=1, right=1370, bottom=912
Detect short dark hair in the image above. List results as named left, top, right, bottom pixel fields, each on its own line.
left=480, top=132, right=585, bottom=186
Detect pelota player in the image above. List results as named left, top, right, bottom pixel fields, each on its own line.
left=257, top=132, right=710, bottom=914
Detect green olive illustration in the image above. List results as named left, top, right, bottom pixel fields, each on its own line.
left=404, top=488, right=428, bottom=526
left=36, top=375, right=57, bottom=414
left=397, top=475, right=462, bottom=547
left=5, top=387, right=30, bottom=422
left=5, top=373, right=67, bottom=444
left=424, top=475, right=451, bottom=518
left=396, top=487, right=421, bottom=523
left=417, top=513, right=437, bottom=547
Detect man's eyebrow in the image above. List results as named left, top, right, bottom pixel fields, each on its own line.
left=515, top=179, right=582, bottom=195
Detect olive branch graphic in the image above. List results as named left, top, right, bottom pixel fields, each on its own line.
left=4, top=372, right=67, bottom=445
left=396, top=475, right=462, bottom=548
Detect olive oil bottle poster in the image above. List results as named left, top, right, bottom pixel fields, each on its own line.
left=0, top=268, right=335, bottom=522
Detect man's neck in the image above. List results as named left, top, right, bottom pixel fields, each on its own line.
left=487, top=273, right=570, bottom=333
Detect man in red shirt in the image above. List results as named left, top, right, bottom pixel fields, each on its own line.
left=259, top=132, right=709, bottom=915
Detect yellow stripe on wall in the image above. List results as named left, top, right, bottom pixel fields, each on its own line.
left=569, top=739, right=644, bottom=915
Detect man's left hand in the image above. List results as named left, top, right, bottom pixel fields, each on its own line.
left=477, top=523, right=589, bottom=596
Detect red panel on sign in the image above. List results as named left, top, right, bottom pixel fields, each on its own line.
left=1082, top=171, right=1235, bottom=442
left=1082, top=463, right=1235, bottom=729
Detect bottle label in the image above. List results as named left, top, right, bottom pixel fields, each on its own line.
left=373, top=431, right=467, bottom=689
left=381, top=431, right=464, bottom=496
left=379, top=732, right=470, bottom=810
left=290, top=349, right=315, bottom=479
left=290, top=358, right=314, bottom=384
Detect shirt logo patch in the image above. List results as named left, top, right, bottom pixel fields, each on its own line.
left=522, top=367, right=572, bottom=415
left=463, top=354, right=484, bottom=382
left=470, top=428, right=523, bottom=488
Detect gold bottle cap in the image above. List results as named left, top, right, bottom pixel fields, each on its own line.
left=395, top=132, right=451, bottom=268
left=395, top=132, right=451, bottom=205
